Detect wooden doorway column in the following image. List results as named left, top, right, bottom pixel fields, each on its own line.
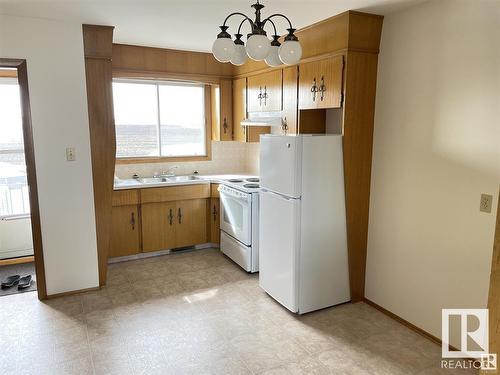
left=82, top=25, right=116, bottom=286
left=484, top=187, right=500, bottom=373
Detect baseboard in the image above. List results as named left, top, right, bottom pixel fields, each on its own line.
left=363, top=298, right=442, bottom=347
left=0, top=255, right=34, bottom=266
left=108, top=243, right=220, bottom=264
left=46, top=286, right=100, bottom=299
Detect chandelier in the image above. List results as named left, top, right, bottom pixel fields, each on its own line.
left=211, top=1, right=302, bottom=67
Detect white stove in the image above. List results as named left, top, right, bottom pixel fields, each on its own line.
left=221, top=177, right=261, bottom=193
left=218, top=177, right=260, bottom=273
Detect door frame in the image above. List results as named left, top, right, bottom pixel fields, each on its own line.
left=0, top=58, right=47, bottom=300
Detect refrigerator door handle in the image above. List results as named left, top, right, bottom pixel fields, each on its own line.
left=260, top=188, right=299, bottom=201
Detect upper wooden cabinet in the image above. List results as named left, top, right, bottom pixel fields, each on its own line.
left=233, top=76, right=271, bottom=143
left=282, top=66, right=299, bottom=134
left=232, top=77, right=247, bottom=143
left=211, top=79, right=233, bottom=141
left=299, top=56, right=344, bottom=109
left=247, top=70, right=282, bottom=112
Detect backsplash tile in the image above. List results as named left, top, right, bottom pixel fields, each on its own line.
left=114, top=141, right=259, bottom=179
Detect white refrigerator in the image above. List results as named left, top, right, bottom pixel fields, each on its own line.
left=259, top=134, right=350, bottom=314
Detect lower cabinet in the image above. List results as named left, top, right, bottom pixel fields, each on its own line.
left=142, top=202, right=176, bottom=252
left=109, top=205, right=141, bottom=257
left=175, top=199, right=207, bottom=248
left=209, top=198, right=220, bottom=244
left=141, top=199, right=207, bottom=252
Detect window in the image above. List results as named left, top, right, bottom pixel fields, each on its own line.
left=0, top=76, right=30, bottom=217
left=112, top=79, right=207, bottom=159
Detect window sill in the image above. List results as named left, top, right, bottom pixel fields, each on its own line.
left=115, top=155, right=211, bottom=164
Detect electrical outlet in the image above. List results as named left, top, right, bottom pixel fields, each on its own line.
left=479, top=194, right=493, bottom=213
left=66, top=147, right=76, bottom=161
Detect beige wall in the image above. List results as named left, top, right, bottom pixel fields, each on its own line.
left=0, top=15, right=99, bottom=294
left=365, top=0, right=500, bottom=344
left=115, top=141, right=260, bottom=179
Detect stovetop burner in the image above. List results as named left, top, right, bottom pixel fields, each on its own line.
left=246, top=178, right=260, bottom=183
left=243, top=183, right=260, bottom=189
left=228, top=179, right=244, bottom=183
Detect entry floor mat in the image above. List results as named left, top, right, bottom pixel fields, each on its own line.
left=0, top=261, right=37, bottom=297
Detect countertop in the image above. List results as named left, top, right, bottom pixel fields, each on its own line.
left=113, top=174, right=257, bottom=191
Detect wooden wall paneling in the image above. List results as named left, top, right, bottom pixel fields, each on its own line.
left=298, top=109, right=327, bottom=134
left=82, top=25, right=116, bottom=286
left=282, top=66, right=298, bottom=134
left=247, top=127, right=271, bottom=142
left=342, top=51, right=379, bottom=301
left=112, top=44, right=234, bottom=81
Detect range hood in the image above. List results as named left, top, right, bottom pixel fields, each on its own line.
left=240, top=111, right=283, bottom=127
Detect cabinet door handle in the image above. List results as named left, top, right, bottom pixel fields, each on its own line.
left=168, top=208, right=173, bottom=226
left=263, top=86, right=268, bottom=106
left=130, top=212, right=135, bottom=230
left=213, top=204, right=217, bottom=222
left=223, top=117, right=228, bottom=134
left=311, top=78, right=318, bottom=102
left=319, top=76, right=326, bottom=101
left=258, top=86, right=262, bottom=106
left=281, top=117, right=288, bottom=135
left=178, top=207, right=182, bottom=224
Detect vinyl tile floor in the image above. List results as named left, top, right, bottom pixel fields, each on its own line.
left=0, top=248, right=473, bottom=374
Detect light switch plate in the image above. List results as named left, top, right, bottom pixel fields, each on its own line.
left=480, top=194, right=493, bottom=213
left=66, top=147, right=76, bottom=161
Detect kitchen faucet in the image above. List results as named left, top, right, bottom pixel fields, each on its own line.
left=161, top=166, right=179, bottom=177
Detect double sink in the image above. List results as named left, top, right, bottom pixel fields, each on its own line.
left=138, top=175, right=199, bottom=184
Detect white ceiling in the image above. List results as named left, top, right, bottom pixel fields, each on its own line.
left=0, top=0, right=423, bottom=52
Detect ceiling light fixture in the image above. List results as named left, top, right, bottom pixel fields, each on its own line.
left=212, top=0, right=302, bottom=67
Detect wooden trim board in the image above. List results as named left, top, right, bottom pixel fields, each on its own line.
left=46, top=286, right=100, bottom=299
left=364, top=298, right=443, bottom=346
left=0, top=256, right=34, bottom=266
left=0, top=58, right=47, bottom=300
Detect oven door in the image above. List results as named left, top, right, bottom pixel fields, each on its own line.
left=219, top=187, right=252, bottom=246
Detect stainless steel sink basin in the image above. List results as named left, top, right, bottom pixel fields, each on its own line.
left=139, top=175, right=199, bottom=184
left=167, top=175, right=199, bottom=182
left=139, top=177, right=170, bottom=184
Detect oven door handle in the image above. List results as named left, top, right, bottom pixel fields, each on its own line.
left=219, top=191, right=249, bottom=202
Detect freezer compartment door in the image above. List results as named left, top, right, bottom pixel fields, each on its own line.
left=260, top=135, right=302, bottom=198
left=259, top=190, right=301, bottom=312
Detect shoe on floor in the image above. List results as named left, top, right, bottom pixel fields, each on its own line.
left=1, top=275, right=21, bottom=288
left=18, top=275, right=32, bottom=289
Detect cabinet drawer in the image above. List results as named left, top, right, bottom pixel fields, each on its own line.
left=112, top=189, right=140, bottom=206
left=141, top=184, right=210, bottom=204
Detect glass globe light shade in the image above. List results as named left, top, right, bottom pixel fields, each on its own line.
left=212, top=37, right=235, bottom=63
left=245, top=34, right=271, bottom=61
left=278, top=40, right=302, bottom=65
left=230, top=43, right=248, bottom=66
left=265, top=45, right=282, bottom=67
